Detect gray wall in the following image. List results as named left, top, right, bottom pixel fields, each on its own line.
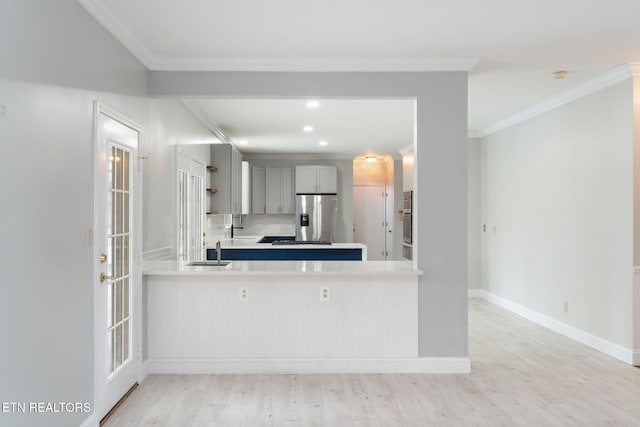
left=0, top=1, right=148, bottom=427
left=150, top=70, right=469, bottom=357
left=481, top=80, right=634, bottom=349
left=0, top=0, right=147, bottom=96
left=243, top=157, right=354, bottom=242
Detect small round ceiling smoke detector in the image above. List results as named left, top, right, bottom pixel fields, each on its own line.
left=552, top=70, right=568, bottom=80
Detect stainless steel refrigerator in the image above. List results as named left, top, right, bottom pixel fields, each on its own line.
left=295, top=194, right=338, bottom=242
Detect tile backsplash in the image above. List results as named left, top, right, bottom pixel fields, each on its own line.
left=205, top=214, right=295, bottom=246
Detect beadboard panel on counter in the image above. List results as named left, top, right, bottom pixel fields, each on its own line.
left=144, top=273, right=420, bottom=370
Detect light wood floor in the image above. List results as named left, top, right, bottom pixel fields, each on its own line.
left=105, top=299, right=640, bottom=426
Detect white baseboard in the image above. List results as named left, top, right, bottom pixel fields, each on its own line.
left=79, top=413, right=97, bottom=427
left=468, top=289, right=482, bottom=298
left=144, top=357, right=471, bottom=374
left=633, top=351, right=640, bottom=366
left=481, top=290, right=635, bottom=365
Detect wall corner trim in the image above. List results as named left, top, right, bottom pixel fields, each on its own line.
left=480, top=290, right=635, bottom=365
left=630, top=63, right=640, bottom=77
left=479, top=64, right=633, bottom=137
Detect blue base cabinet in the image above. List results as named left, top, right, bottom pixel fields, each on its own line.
left=207, top=248, right=363, bottom=261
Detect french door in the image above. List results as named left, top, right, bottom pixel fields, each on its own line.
left=93, top=102, right=141, bottom=420
left=176, top=149, right=206, bottom=262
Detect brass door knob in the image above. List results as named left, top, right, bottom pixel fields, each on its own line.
left=100, top=272, right=114, bottom=283
left=99, top=253, right=108, bottom=263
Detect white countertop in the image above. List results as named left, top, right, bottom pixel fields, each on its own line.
left=143, top=260, right=422, bottom=276
left=210, top=236, right=366, bottom=250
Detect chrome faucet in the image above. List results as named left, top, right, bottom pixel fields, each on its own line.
left=215, top=240, right=222, bottom=265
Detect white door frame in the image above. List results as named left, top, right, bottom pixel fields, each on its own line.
left=92, top=101, right=144, bottom=421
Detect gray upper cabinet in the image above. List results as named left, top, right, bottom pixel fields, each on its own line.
left=295, top=165, right=337, bottom=194
left=253, top=167, right=294, bottom=214
left=210, top=144, right=243, bottom=214
left=265, top=167, right=294, bottom=214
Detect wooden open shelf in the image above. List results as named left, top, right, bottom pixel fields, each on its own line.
left=207, top=165, right=218, bottom=172
left=207, top=188, right=218, bottom=193
left=206, top=211, right=218, bottom=215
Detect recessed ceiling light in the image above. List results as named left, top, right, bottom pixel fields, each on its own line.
left=303, top=126, right=314, bottom=132
left=365, top=156, right=377, bottom=163
left=237, top=140, right=248, bottom=145
left=318, top=140, right=328, bottom=146
left=306, top=100, right=319, bottom=108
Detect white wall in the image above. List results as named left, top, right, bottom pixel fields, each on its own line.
left=243, top=157, right=354, bottom=242
left=481, top=80, right=634, bottom=349
left=144, top=99, right=215, bottom=258
left=0, top=2, right=148, bottom=426
left=468, top=138, right=481, bottom=289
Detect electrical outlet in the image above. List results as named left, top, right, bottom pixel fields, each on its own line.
left=257, top=220, right=262, bottom=227
left=493, top=225, right=497, bottom=233
left=240, top=287, right=249, bottom=301
left=320, top=287, right=330, bottom=301
left=0, top=104, right=6, bottom=116
left=288, top=220, right=292, bottom=227
left=564, top=301, right=568, bottom=312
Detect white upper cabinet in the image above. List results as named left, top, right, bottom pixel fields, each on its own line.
left=251, top=166, right=266, bottom=214
left=317, top=166, right=338, bottom=193
left=295, top=166, right=318, bottom=193
left=295, top=165, right=337, bottom=194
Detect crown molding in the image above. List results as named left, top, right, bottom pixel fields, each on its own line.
left=77, top=0, right=155, bottom=69
left=242, top=153, right=358, bottom=160
left=180, top=99, right=231, bottom=143
left=397, top=144, right=414, bottom=155
left=479, top=64, right=633, bottom=137
left=467, top=130, right=483, bottom=139
left=149, top=56, right=479, bottom=72
left=76, top=2, right=479, bottom=73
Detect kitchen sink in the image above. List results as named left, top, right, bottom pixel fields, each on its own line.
left=187, top=261, right=231, bottom=267
left=258, top=235, right=295, bottom=244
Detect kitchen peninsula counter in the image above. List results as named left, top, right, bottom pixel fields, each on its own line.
left=142, top=259, right=420, bottom=276
left=140, top=260, right=459, bottom=375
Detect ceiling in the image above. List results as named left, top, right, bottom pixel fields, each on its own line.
left=80, top=0, right=640, bottom=151
left=186, top=98, right=414, bottom=156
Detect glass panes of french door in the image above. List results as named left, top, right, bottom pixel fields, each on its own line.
left=107, top=144, right=131, bottom=375
left=177, top=170, right=189, bottom=261
left=177, top=169, right=205, bottom=261
left=191, top=175, right=204, bottom=261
